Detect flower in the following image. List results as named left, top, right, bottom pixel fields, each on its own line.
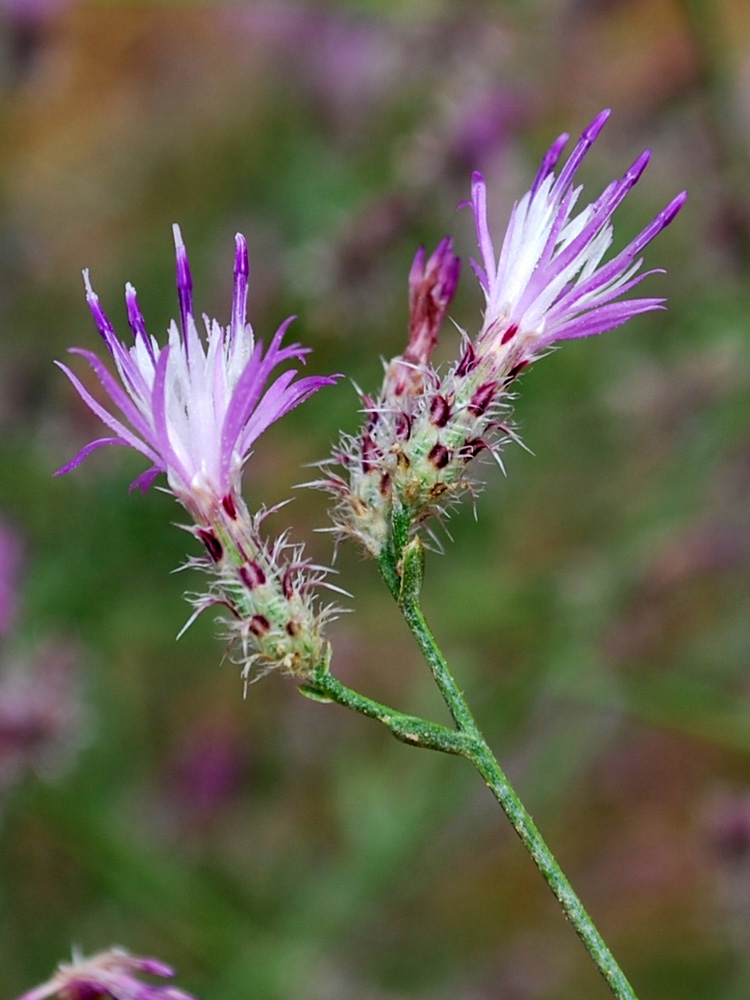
left=15, top=947, right=196, bottom=1000
left=470, top=109, right=687, bottom=369
left=322, top=111, right=686, bottom=557
left=0, top=517, right=23, bottom=639
left=0, top=640, right=84, bottom=799
left=57, top=226, right=338, bottom=522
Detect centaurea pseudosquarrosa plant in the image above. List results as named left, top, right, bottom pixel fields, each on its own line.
left=57, top=227, right=340, bottom=680
left=306, top=111, right=684, bottom=1000
left=56, top=111, right=684, bottom=1000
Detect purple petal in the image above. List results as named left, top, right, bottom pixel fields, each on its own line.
left=238, top=372, right=339, bottom=456
left=129, top=465, right=162, bottom=494
left=549, top=266, right=664, bottom=320
left=470, top=172, right=496, bottom=288
left=55, top=361, right=161, bottom=465
left=54, top=436, right=131, bottom=476
left=530, top=131, right=569, bottom=198
left=550, top=109, right=610, bottom=199
left=126, top=958, right=175, bottom=978
left=125, top=283, right=156, bottom=363
left=542, top=297, right=665, bottom=344
left=172, top=224, right=193, bottom=342
left=150, top=345, right=191, bottom=491
left=68, top=348, right=154, bottom=444
left=231, top=233, right=250, bottom=344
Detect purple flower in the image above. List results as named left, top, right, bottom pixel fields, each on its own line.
left=0, top=640, right=84, bottom=798
left=15, top=948, right=196, bottom=1000
left=0, top=518, right=23, bottom=639
left=57, top=226, right=338, bottom=521
left=470, top=109, right=687, bottom=364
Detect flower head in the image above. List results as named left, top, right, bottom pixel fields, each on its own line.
left=0, top=517, right=23, bottom=639
left=0, top=641, right=85, bottom=811
left=57, top=226, right=338, bottom=522
left=15, top=947, right=196, bottom=1000
left=470, top=109, right=687, bottom=368
left=322, top=112, right=686, bottom=557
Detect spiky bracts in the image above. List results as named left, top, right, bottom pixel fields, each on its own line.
left=57, top=225, right=340, bottom=682
left=319, top=111, right=686, bottom=558
left=320, top=333, right=515, bottom=557
left=184, top=492, right=337, bottom=683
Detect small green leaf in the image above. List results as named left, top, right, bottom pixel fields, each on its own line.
left=297, top=684, right=333, bottom=704
left=399, top=537, right=425, bottom=605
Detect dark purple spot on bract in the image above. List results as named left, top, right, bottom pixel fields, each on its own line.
left=505, top=360, right=529, bottom=383
left=222, top=494, right=237, bottom=519
left=198, top=529, right=223, bottom=562
left=249, top=614, right=271, bottom=636
left=468, top=382, right=496, bottom=416
left=456, top=342, right=477, bottom=378
left=361, top=434, right=380, bottom=473
left=239, top=562, right=266, bottom=589
left=429, top=394, right=451, bottom=428
left=394, top=412, right=411, bottom=440
left=462, top=438, right=487, bottom=461
left=428, top=443, right=451, bottom=469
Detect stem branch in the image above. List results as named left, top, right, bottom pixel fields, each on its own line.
left=377, top=541, right=639, bottom=1000
left=303, top=665, right=469, bottom=756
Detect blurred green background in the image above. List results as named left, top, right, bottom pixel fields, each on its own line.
left=1, top=1, right=750, bottom=998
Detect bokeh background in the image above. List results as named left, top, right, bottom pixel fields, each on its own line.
left=1, top=1, right=750, bottom=998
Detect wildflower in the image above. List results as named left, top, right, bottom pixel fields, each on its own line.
left=15, top=947, right=196, bottom=1000
left=323, top=111, right=686, bottom=558
left=0, top=641, right=84, bottom=802
left=56, top=227, right=340, bottom=682
left=319, top=237, right=461, bottom=556
left=57, top=226, right=338, bottom=525
left=0, top=518, right=23, bottom=638
left=470, top=109, right=687, bottom=374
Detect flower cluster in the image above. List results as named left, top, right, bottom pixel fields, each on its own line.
left=322, top=110, right=686, bottom=557
left=16, top=947, right=196, bottom=1000
left=0, top=641, right=84, bottom=802
left=58, top=228, right=339, bottom=680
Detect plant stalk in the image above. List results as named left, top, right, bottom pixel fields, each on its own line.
left=380, top=539, right=639, bottom=1000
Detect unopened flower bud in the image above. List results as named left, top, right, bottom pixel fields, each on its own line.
left=406, top=237, right=460, bottom=366
left=388, top=237, right=460, bottom=399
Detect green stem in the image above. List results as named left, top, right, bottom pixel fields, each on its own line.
left=379, top=541, right=639, bottom=1000
left=303, top=666, right=468, bottom=756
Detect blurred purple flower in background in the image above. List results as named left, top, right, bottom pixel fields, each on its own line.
left=0, top=0, right=69, bottom=26
left=16, top=948, right=196, bottom=1000
left=164, top=716, right=247, bottom=833
left=0, top=640, right=84, bottom=804
left=0, top=517, right=23, bottom=638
